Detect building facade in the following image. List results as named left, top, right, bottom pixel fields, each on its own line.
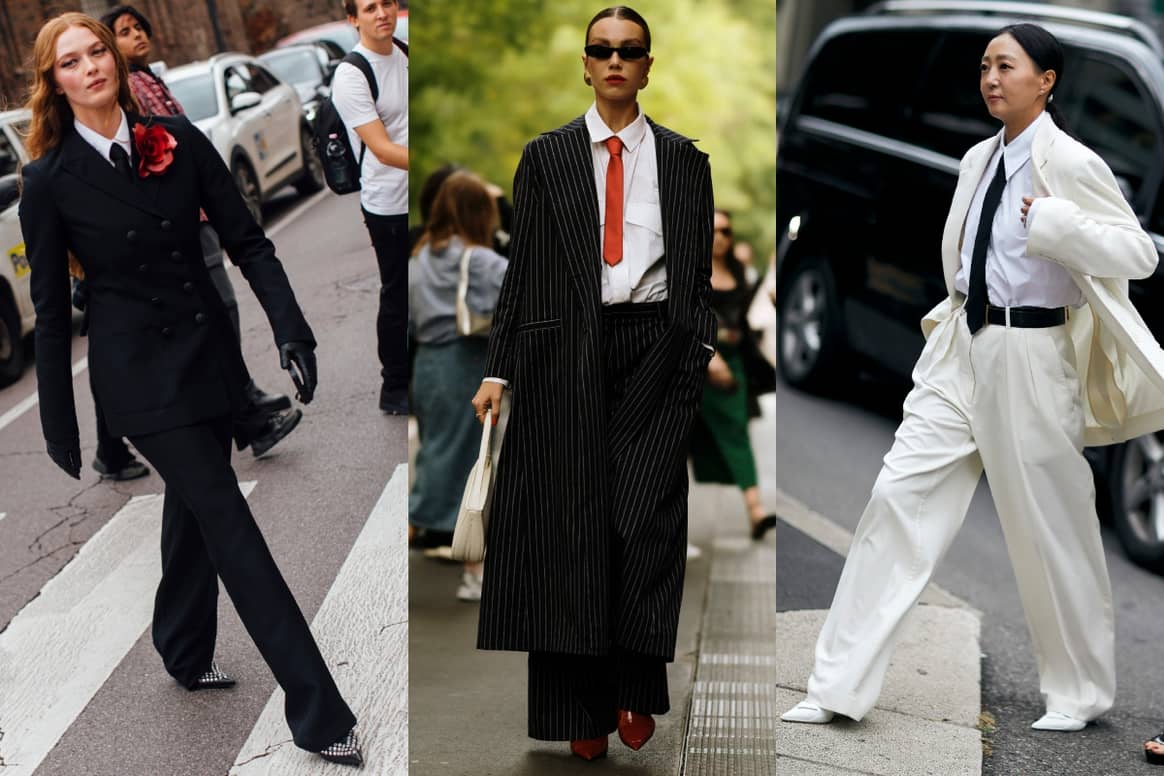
left=0, top=0, right=351, bottom=108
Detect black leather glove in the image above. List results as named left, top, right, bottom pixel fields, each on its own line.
left=71, top=278, right=88, bottom=312
left=279, top=341, right=317, bottom=404
left=46, top=439, right=82, bottom=479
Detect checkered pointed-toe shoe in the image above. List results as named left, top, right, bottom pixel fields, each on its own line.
left=189, top=662, right=237, bottom=691
left=318, top=729, right=363, bottom=767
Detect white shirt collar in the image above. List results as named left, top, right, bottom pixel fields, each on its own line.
left=73, top=110, right=132, bottom=166
left=995, top=110, right=1046, bottom=180
left=585, top=103, right=647, bottom=153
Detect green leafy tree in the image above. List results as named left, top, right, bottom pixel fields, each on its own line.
left=411, top=0, right=777, bottom=263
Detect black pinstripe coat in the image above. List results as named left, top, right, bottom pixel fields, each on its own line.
left=477, top=115, right=715, bottom=659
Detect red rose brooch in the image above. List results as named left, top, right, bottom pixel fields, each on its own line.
left=132, top=123, right=178, bottom=178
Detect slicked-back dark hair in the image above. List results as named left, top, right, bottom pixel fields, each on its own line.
left=99, top=4, right=152, bottom=39
left=993, top=23, right=1071, bottom=134
left=585, top=6, right=651, bottom=51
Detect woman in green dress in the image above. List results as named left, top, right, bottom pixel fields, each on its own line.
left=690, top=208, right=776, bottom=539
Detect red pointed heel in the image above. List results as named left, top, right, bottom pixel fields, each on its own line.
left=617, top=709, right=655, bottom=750
left=570, top=735, right=608, bottom=761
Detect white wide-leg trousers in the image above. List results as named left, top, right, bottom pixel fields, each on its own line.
left=805, top=308, right=1115, bottom=722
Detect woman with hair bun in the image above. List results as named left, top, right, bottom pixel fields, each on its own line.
left=783, top=22, right=1164, bottom=734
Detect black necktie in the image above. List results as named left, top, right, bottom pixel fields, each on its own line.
left=965, top=154, right=1008, bottom=335
left=110, top=143, right=133, bottom=181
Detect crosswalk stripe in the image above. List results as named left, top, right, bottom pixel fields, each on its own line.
left=0, top=481, right=256, bottom=776
left=0, top=357, right=88, bottom=435
left=230, top=464, right=408, bottom=775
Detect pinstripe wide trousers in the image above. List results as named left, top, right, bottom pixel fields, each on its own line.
left=805, top=306, right=1115, bottom=722
left=527, top=301, right=686, bottom=740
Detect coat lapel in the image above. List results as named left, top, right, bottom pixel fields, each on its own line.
left=941, top=136, right=997, bottom=297
left=60, top=115, right=168, bottom=219
left=540, top=117, right=603, bottom=317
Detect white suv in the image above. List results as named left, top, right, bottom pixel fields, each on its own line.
left=163, top=53, right=324, bottom=224
left=0, top=109, right=33, bottom=386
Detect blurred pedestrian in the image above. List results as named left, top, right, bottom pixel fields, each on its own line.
left=689, top=208, right=776, bottom=540
left=408, top=170, right=507, bottom=599
left=331, top=0, right=409, bottom=414
left=1147, top=729, right=1164, bottom=764
left=20, top=13, right=361, bottom=765
left=783, top=23, right=1159, bottom=734
left=731, top=238, right=758, bottom=285
left=470, top=5, right=715, bottom=761
left=96, top=3, right=302, bottom=463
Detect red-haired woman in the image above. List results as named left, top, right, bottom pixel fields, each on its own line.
left=20, top=13, right=360, bottom=766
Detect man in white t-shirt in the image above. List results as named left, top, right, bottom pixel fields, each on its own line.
left=332, top=0, right=409, bottom=414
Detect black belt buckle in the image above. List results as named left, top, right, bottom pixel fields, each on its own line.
left=985, top=304, right=1068, bottom=328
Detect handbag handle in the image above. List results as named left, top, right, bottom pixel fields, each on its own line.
left=457, top=247, right=473, bottom=336
left=479, top=408, right=494, bottom=459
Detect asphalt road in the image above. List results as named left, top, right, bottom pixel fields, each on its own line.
left=0, top=186, right=408, bottom=775
left=775, top=372, right=1164, bottom=775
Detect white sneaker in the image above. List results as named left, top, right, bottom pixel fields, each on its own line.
left=1030, top=711, right=1087, bottom=732
left=456, top=570, right=483, bottom=602
left=781, top=701, right=835, bottom=724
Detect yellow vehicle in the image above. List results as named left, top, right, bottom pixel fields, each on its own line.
left=0, top=109, right=33, bottom=386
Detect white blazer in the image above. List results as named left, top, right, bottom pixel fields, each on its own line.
left=922, top=116, right=1164, bottom=446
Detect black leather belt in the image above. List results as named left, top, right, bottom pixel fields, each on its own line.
left=985, top=304, right=1069, bottom=328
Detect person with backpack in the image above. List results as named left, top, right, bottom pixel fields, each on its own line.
left=330, top=0, right=409, bottom=414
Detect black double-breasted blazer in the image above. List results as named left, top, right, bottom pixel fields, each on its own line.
left=477, top=115, right=715, bottom=658
left=20, top=113, right=313, bottom=445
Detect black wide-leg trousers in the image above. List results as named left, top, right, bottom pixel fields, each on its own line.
left=526, top=302, right=690, bottom=741
left=128, top=416, right=356, bottom=751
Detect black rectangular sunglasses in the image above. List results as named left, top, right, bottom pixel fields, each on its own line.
left=584, top=44, right=650, bottom=60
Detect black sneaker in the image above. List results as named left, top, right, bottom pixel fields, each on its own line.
left=249, top=409, right=303, bottom=457
left=379, top=386, right=408, bottom=415
left=188, top=661, right=237, bottom=691
left=92, top=456, right=150, bottom=481
left=245, top=379, right=292, bottom=413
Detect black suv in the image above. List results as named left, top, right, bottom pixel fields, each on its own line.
left=776, top=0, right=1164, bottom=572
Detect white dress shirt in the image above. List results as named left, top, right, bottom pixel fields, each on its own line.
left=955, top=110, right=1084, bottom=309
left=74, top=111, right=133, bottom=168
left=585, top=103, right=667, bottom=305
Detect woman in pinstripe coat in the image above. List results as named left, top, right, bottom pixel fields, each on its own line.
left=470, top=5, right=715, bottom=761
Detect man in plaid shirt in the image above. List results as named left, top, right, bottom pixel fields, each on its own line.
left=91, top=4, right=302, bottom=465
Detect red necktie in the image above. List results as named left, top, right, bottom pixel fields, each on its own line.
left=603, top=136, right=624, bottom=266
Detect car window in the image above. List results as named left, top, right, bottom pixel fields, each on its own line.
left=164, top=73, right=218, bottom=122
left=797, top=30, right=932, bottom=141
left=0, top=130, right=18, bottom=177
left=246, top=64, right=281, bottom=94
left=906, top=31, right=997, bottom=159
left=258, top=53, right=318, bottom=87
left=1062, top=56, right=1158, bottom=200
left=224, top=66, right=253, bottom=101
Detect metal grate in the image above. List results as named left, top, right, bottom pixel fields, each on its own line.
left=681, top=537, right=779, bottom=775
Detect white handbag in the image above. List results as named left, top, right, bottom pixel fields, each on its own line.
left=456, top=247, right=493, bottom=337
left=451, top=408, right=495, bottom=562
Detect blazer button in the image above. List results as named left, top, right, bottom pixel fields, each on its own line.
left=182, top=281, right=194, bottom=293
left=150, top=297, right=162, bottom=306
left=160, top=220, right=173, bottom=231
left=194, top=312, right=207, bottom=324
left=161, top=326, right=172, bottom=337
left=170, top=250, right=183, bottom=263
left=138, top=263, right=148, bottom=272
left=126, top=230, right=137, bottom=243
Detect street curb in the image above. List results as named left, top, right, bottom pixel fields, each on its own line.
left=770, top=491, right=984, bottom=775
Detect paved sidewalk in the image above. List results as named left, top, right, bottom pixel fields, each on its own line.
left=772, top=490, right=984, bottom=776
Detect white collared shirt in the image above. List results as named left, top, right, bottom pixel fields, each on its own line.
left=955, top=110, right=1084, bottom=309
left=74, top=111, right=133, bottom=168
left=585, top=103, right=667, bottom=304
